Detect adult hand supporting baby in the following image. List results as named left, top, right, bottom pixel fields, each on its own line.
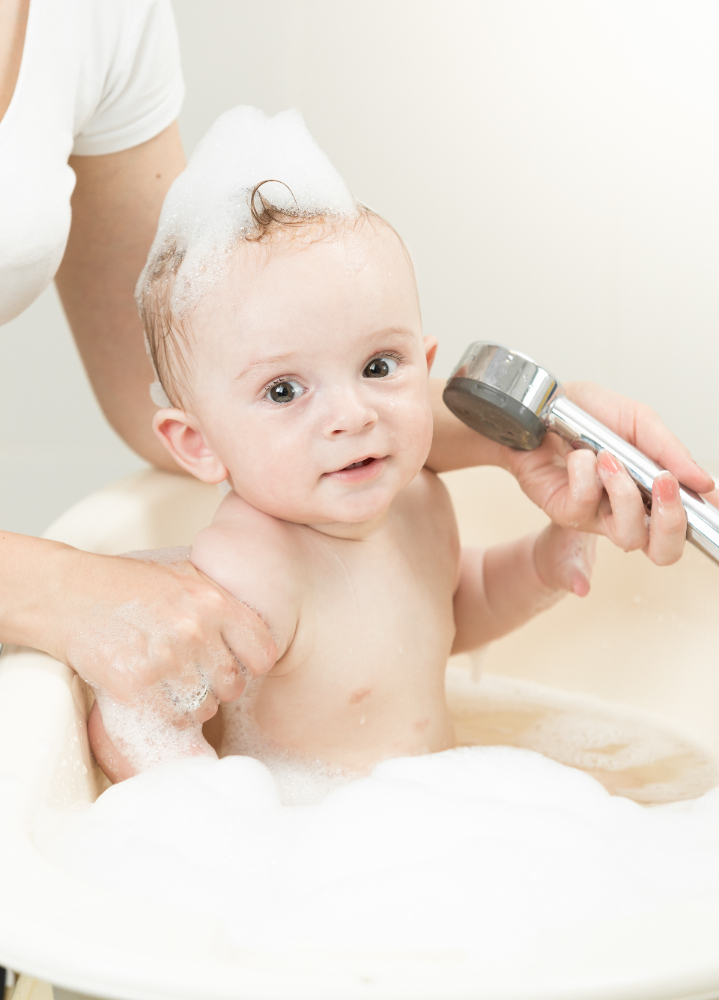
left=428, top=378, right=717, bottom=566
left=0, top=532, right=277, bottom=706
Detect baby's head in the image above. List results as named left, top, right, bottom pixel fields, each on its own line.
left=137, top=108, right=436, bottom=529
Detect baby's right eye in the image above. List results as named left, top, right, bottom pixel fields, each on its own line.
left=265, top=379, right=304, bottom=404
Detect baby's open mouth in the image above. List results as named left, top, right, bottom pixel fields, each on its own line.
left=342, top=457, right=376, bottom=471
left=324, top=456, right=385, bottom=479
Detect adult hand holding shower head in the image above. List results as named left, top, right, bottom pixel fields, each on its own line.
left=443, top=342, right=719, bottom=565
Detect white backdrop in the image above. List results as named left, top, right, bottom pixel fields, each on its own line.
left=2, top=0, right=718, bottom=535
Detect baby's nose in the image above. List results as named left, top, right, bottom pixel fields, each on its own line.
left=322, top=388, right=379, bottom=438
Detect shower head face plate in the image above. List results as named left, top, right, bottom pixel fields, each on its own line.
left=442, top=342, right=562, bottom=451
left=442, top=377, right=547, bottom=449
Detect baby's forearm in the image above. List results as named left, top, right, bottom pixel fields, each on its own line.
left=451, top=535, right=564, bottom=654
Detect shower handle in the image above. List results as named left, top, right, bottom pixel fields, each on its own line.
left=443, top=342, right=719, bottom=566
left=547, top=396, right=719, bottom=564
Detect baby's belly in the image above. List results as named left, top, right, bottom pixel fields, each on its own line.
left=214, top=673, right=456, bottom=778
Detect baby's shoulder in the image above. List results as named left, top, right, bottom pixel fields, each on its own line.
left=398, top=467, right=459, bottom=549
left=190, top=492, right=303, bottom=649
left=402, top=467, right=456, bottom=521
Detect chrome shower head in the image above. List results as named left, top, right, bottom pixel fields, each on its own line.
left=442, top=343, right=562, bottom=450
left=443, top=341, right=719, bottom=566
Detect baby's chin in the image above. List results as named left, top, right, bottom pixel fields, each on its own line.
left=270, top=498, right=392, bottom=529
left=227, top=454, right=423, bottom=527
left=229, top=484, right=396, bottom=530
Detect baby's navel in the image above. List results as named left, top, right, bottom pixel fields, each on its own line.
left=348, top=687, right=371, bottom=705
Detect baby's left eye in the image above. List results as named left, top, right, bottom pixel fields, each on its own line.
left=363, top=356, right=399, bottom=379
left=264, top=379, right=305, bottom=404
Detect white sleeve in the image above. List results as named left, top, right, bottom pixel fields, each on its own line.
left=72, top=0, right=185, bottom=157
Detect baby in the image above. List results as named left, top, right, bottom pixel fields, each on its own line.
left=89, top=108, right=594, bottom=783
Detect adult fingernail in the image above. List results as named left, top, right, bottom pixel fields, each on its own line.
left=598, top=450, right=621, bottom=476
left=689, top=455, right=714, bottom=489
left=655, top=471, right=679, bottom=504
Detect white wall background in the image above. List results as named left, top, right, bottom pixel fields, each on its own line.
left=2, top=0, right=719, bottom=536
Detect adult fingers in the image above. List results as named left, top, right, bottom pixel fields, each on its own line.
left=219, top=598, right=277, bottom=687
left=701, top=487, right=719, bottom=510
left=209, top=644, right=247, bottom=703
left=644, top=472, right=687, bottom=567
left=563, top=449, right=604, bottom=530
left=170, top=566, right=277, bottom=702
left=596, top=450, right=649, bottom=551
left=62, top=556, right=277, bottom=704
left=566, top=381, right=714, bottom=495
left=189, top=692, right=219, bottom=725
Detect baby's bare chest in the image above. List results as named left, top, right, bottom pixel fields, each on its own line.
left=279, top=503, right=459, bottom=686
left=243, top=478, right=461, bottom=767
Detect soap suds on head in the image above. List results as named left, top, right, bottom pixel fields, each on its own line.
left=139, top=107, right=357, bottom=318
left=135, top=106, right=359, bottom=404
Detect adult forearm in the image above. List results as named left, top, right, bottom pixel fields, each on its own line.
left=0, top=530, right=277, bottom=709
left=55, top=124, right=186, bottom=472
left=0, top=530, right=79, bottom=657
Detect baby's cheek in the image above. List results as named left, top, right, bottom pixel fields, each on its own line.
left=228, top=440, right=313, bottom=515
left=391, top=397, right=434, bottom=464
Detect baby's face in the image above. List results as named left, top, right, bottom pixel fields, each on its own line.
left=157, top=219, right=435, bottom=530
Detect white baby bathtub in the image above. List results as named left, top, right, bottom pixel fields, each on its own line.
left=2, top=466, right=719, bottom=1000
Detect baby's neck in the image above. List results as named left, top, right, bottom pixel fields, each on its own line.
left=306, top=506, right=392, bottom=541
left=227, top=489, right=394, bottom=542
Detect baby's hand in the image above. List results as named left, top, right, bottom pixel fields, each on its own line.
left=453, top=525, right=597, bottom=654
left=533, top=524, right=596, bottom=598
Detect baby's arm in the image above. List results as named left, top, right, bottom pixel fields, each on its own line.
left=189, top=494, right=302, bottom=665
left=452, top=524, right=595, bottom=654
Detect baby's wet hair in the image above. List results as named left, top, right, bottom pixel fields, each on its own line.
left=137, top=182, right=413, bottom=409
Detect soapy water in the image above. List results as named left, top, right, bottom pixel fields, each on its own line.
left=92, top=690, right=213, bottom=775
left=217, top=677, right=352, bottom=805
left=136, top=106, right=358, bottom=322
left=79, top=548, right=222, bottom=774
left=448, top=669, right=718, bottom=804
left=37, top=673, right=719, bottom=958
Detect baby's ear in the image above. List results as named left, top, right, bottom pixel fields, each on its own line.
left=152, top=409, right=228, bottom=484
left=423, top=336, right=439, bottom=372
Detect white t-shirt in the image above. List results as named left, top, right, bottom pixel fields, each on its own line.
left=0, top=0, right=184, bottom=326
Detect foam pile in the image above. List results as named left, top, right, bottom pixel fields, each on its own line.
left=39, top=746, right=719, bottom=957
left=137, top=106, right=358, bottom=320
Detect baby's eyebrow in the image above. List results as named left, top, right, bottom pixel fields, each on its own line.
left=235, top=354, right=296, bottom=382
left=371, top=326, right=416, bottom=343
left=234, top=328, right=417, bottom=383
